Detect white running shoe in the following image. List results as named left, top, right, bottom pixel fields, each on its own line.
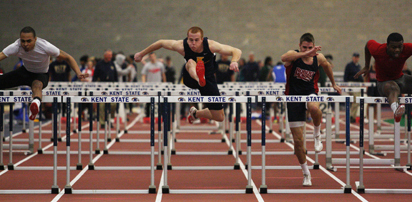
left=29, top=99, right=41, bottom=121
left=187, top=106, right=198, bottom=124
left=314, top=135, right=323, bottom=153
left=303, top=174, right=312, bottom=186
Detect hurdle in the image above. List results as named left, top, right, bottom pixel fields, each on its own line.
left=161, top=95, right=255, bottom=194
left=64, top=95, right=158, bottom=194
left=256, top=95, right=351, bottom=194
left=356, top=97, right=412, bottom=194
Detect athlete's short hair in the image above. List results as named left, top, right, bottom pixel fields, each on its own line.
left=387, top=33, right=403, bottom=44
left=300, top=33, right=314, bottom=44
left=20, top=26, right=36, bottom=38
left=187, top=26, right=203, bottom=39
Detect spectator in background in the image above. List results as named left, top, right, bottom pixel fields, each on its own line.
left=236, top=58, right=246, bottom=81
left=93, top=50, right=118, bottom=127
left=259, top=56, right=272, bottom=81
left=243, top=52, right=259, bottom=81
left=215, top=54, right=234, bottom=84
left=164, top=56, right=176, bottom=83
left=269, top=61, right=286, bottom=83
left=344, top=52, right=363, bottom=123
left=49, top=56, right=71, bottom=81
left=320, top=54, right=333, bottom=87
left=80, top=60, right=94, bottom=82
left=126, top=54, right=138, bottom=82
left=114, top=53, right=132, bottom=82
left=141, top=52, right=166, bottom=117
left=72, top=55, right=88, bottom=81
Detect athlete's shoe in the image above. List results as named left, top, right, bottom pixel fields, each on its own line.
left=303, top=174, right=312, bottom=186
left=314, top=135, right=323, bottom=153
left=196, top=60, right=206, bottom=87
left=394, top=104, right=405, bottom=122
left=29, top=99, right=41, bottom=121
left=187, top=106, right=198, bottom=124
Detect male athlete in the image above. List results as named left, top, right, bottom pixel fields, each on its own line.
left=281, top=33, right=341, bottom=186
left=134, top=26, right=242, bottom=123
left=354, top=33, right=412, bottom=122
left=0, top=26, right=88, bottom=120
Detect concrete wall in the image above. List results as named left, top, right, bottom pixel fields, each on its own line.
left=1, top=0, right=411, bottom=77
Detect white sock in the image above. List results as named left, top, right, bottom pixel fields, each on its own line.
left=301, top=162, right=310, bottom=175
left=391, top=102, right=398, bottom=113
left=32, top=98, right=41, bottom=106
left=314, top=125, right=320, bottom=138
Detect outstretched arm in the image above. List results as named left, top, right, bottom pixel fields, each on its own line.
left=281, top=46, right=321, bottom=67
left=354, top=43, right=371, bottom=79
left=57, top=50, right=88, bottom=80
left=208, top=40, right=242, bottom=72
left=134, top=40, right=184, bottom=62
left=319, top=53, right=342, bottom=94
left=0, top=52, right=7, bottom=61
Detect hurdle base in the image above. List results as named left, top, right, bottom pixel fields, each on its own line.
left=65, top=186, right=72, bottom=194
left=245, top=164, right=248, bottom=169
left=232, top=138, right=235, bottom=143
left=37, top=149, right=43, bottom=154
left=174, top=138, right=177, bottom=143
left=22, top=129, right=26, bottom=133
left=124, top=130, right=128, bottom=134
left=7, top=164, right=14, bottom=170
left=148, top=185, right=156, bottom=194
left=50, top=137, right=62, bottom=142
left=51, top=186, right=60, bottom=194
left=76, top=164, right=83, bottom=170
left=357, top=185, right=365, bottom=194
left=406, top=164, right=412, bottom=170
left=221, top=138, right=226, bottom=143
left=370, top=152, right=385, bottom=156
left=246, top=185, right=253, bottom=194
left=225, top=129, right=229, bottom=134
left=162, top=186, right=169, bottom=194
left=107, top=138, right=112, bottom=142
left=103, top=149, right=109, bottom=154
left=280, top=138, right=285, bottom=143
left=156, top=164, right=163, bottom=170
left=260, top=185, right=267, bottom=194
left=238, top=150, right=242, bottom=155
left=234, top=164, right=240, bottom=170
left=88, top=164, right=95, bottom=170
left=313, top=163, right=320, bottom=170
left=171, top=149, right=176, bottom=155
left=269, top=129, right=273, bottom=133
left=344, top=185, right=352, bottom=194
left=167, top=164, right=172, bottom=170
left=0, top=164, right=4, bottom=170
left=73, top=129, right=77, bottom=133
left=228, top=150, right=233, bottom=155
left=95, top=149, right=101, bottom=154
left=161, top=150, right=164, bottom=155
left=116, top=138, right=120, bottom=142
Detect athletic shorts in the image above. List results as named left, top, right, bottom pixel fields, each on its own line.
left=377, top=74, right=412, bottom=96
left=0, top=66, right=49, bottom=90
left=286, top=93, right=315, bottom=122
left=182, top=68, right=223, bottom=110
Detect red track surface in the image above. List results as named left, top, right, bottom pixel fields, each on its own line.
left=1, top=111, right=412, bottom=202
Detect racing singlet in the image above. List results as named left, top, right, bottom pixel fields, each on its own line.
left=183, top=37, right=217, bottom=77
left=285, top=51, right=320, bottom=95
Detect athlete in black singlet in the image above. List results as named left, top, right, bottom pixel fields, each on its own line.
left=281, top=33, right=341, bottom=186
left=134, top=26, right=242, bottom=123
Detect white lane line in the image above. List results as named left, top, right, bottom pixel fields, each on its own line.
left=51, top=114, right=143, bottom=202
left=256, top=120, right=368, bottom=202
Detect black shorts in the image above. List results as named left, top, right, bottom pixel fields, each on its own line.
left=0, top=66, right=49, bottom=90
left=287, top=102, right=306, bottom=122
left=182, top=68, right=223, bottom=110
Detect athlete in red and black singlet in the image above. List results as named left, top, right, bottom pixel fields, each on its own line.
left=182, top=37, right=223, bottom=110
left=285, top=51, right=320, bottom=122
left=285, top=50, right=320, bottom=96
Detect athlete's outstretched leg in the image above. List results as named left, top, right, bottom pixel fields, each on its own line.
left=29, top=80, right=43, bottom=120
left=307, top=102, right=323, bottom=152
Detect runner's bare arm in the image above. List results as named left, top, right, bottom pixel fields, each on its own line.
left=208, top=40, right=242, bottom=72
left=354, top=43, right=371, bottom=79
left=281, top=47, right=322, bottom=67
left=57, top=50, right=88, bottom=79
left=318, top=53, right=341, bottom=94
left=134, top=40, right=184, bottom=62
left=0, top=52, right=7, bottom=61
